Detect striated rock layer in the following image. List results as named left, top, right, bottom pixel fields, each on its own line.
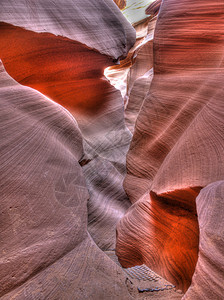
left=0, top=0, right=136, bottom=298
left=0, top=61, right=132, bottom=299
left=117, top=0, right=224, bottom=293
left=183, top=181, right=224, bottom=300
left=0, top=0, right=136, bottom=251
left=145, top=0, right=162, bottom=16
left=105, top=13, right=157, bottom=133
left=0, top=0, right=134, bottom=59
left=1, top=0, right=224, bottom=298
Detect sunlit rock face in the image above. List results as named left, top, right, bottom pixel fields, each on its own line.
left=124, top=19, right=155, bottom=133
left=114, top=0, right=127, bottom=9
left=123, top=0, right=155, bottom=25
left=0, top=0, right=136, bottom=299
left=105, top=26, right=155, bottom=133
left=117, top=0, right=224, bottom=293
left=105, top=2, right=157, bottom=133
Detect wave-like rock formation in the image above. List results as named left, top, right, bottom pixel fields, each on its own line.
left=0, top=0, right=134, bottom=59
left=0, top=61, right=132, bottom=299
left=0, top=0, right=136, bottom=299
left=105, top=13, right=157, bottom=133
left=0, top=0, right=136, bottom=252
left=183, top=181, right=224, bottom=300
left=117, top=0, right=224, bottom=294
left=1, top=0, right=224, bottom=298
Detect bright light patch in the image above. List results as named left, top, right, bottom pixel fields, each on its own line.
left=122, top=0, right=155, bottom=24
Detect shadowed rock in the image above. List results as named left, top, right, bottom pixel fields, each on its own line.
left=146, top=0, right=162, bottom=16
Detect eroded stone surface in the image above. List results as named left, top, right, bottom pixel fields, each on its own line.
left=117, top=0, right=224, bottom=292
left=0, top=59, right=133, bottom=299
left=0, top=0, right=135, bottom=59
left=0, top=0, right=136, bottom=252
left=183, top=181, right=224, bottom=300
left=0, top=1, right=136, bottom=298
left=1, top=0, right=224, bottom=298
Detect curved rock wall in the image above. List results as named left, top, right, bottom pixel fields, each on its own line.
left=105, top=13, right=157, bottom=133
left=0, top=0, right=134, bottom=59
left=117, top=0, right=224, bottom=293
left=0, top=61, right=132, bottom=299
left=1, top=0, right=223, bottom=298
left=0, top=1, right=136, bottom=298
left=0, top=0, right=136, bottom=252
left=183, top=181, right=224, bottom=300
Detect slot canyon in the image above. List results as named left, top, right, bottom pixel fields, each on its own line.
left=0, top=0, right=223, bottom=299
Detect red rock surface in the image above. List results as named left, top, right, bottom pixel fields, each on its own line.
left=145, top=0, right=162, bottom=16
left=117, top=0, right=224, bottom=293
left=106, top=14, right=157, bottom=133
left=0, top=23, right=112, bottom=116
left=0, top=0, right=136, bottom=253
left=183, top=181, right=224, bottom=300
left=0, top=57, right=132, bottom=299
left=1, top=0, right=224, bottom=299
left=117, top=188, right=201, bottom=292
left=0, top=1, right=136, bottom=298
left=114, top=0, right=127, bottom=9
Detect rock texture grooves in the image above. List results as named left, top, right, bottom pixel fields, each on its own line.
left=0, top=1, right=136, bottom=299
left=145, top=0, right=162, bottom=16
left=0, top=59, right=132, bottom=300
left=183, top=181, right=224, bottom=300
left=1, top=0, right=224, bottom=299
left=0, top=0, right=136, bottom=252
left=0, top=0, right=134, bottom=59
left=105, top=12, right=157, bottom=134
left=117, top=0, right=224, bottom=294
